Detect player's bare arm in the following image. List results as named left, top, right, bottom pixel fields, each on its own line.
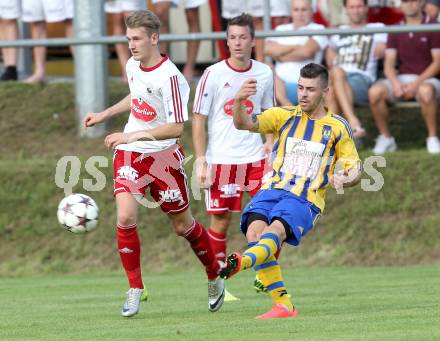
left=330, top=162, right=363, bottom=190
left=192, top=113, right=210, bottom=187
left=84, top=94, right=131, bottom=127
left=232, top=78, right=259, bottom=132
left=104, top=122, right=184, bottom=149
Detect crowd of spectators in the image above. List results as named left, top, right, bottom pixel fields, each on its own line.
left=1, top=0, right=439, bottom=152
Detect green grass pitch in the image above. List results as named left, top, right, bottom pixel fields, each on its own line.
left=1, top=266, right=439, bottom=340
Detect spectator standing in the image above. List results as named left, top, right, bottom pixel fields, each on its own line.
left=0, top=0, right=20, bottom=80
left=105, top=0, right=147, bottom=82
left=152, top=0, right=206, bottom=82
left=221, top=0, right=291, bottom=62
left=21, top=0, right=73, bottom=83
left=368, top=0, right=440, bottom=154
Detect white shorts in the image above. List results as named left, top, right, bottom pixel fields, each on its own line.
left=378, top=74, right=440, bottom=103
left=222, top=0, right=290, bottom=19
left=152, top=0, right=206, bottom=9
left=22, top=0, right=73, bottom=22
left=0, top=0, right=21, bottom=19
left=105, top=0, right=146, bottom=14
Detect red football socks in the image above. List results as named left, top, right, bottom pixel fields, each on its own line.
left=117, top=223, right=143, bottom=289
left=208, top=228, right=227, bottom=264
left=183, top=220, right=220, bottom=280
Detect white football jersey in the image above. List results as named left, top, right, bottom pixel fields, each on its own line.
left=116, top=55, right=189, bottom=153
left=193, top=59, right=274, bottom=164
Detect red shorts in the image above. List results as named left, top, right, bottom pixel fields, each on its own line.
left=113, top=144, right=189, bottom=215
left=205, top=159, right=271, bottom=214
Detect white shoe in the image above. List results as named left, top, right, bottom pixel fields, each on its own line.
left=373, top=135, right=397, bottom=155
left=426, top=136, right=440, bottom=154
left=208, top=277, right=225, bottom=312
left=121, top=288, right=143, bottom=317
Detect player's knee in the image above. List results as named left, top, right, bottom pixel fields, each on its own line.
left=172, top=219, right=191, bottom=236
left=246, top=228, right=261, bottom=242
left=117, top=213, right=136, bottom=227
left=244, top=212, right=268, bottom=241
left=263, top=220, right=287, bottom=242
left=211, top=214, right=231, bottom=234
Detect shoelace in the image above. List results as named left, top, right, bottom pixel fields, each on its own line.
left=126, top=289, right=141, bottom=307
left=208, top=281, right=218, bottom=297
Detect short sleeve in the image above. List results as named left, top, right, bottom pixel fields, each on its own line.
left=257, top=107, right=292, bottom=134
left=329, top=34, right=339, bottom=49
left=163, top=74, right=189, bottom=123
left=192, top=69, right=215, bottom=116
left=386, top=32, right=398, bottom=50
left=373, top=23, right=387, bottom=45
left=335, top=126, right=361, bottom=173
left=311, top=34, right=328, bottom=50
left=429, top=26, right=440, bottom=50
left=311, top=25, right=328, bottom=50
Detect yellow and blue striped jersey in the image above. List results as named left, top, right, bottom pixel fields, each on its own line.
left=257, top=105, right=361, bottom=212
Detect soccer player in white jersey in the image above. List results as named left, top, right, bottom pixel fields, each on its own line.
left=83, top=10, right=224, bottom=317
left=192, top=13, right=275, bottom=297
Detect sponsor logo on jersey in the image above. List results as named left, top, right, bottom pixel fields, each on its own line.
left=131, top=97, right=157, bottom=122
left=159, top=189, right=185, bottom=205
left=220, top=184, right=240, bottom=198
left=322, top=126, right=332, bottom=140
left=117, top=166, right=139, bottom=182
left=223, top=99, right=254, bottom=117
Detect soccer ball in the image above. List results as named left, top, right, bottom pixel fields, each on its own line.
left=57, top=193, right=99, bottom=234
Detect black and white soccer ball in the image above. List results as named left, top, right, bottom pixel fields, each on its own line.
left=57, top=193, right=99, bottom=234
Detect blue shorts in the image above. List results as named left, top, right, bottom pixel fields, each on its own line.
left=285, top=82, right=298, bottom=105
left=240, top=189, right=321, bottom=246
left=346, top=72, right=373, bottom=106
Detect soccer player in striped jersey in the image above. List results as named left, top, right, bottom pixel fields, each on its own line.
left=220, top=63, right=362, bottom=319
left=83, top=10, right=224, bottom=317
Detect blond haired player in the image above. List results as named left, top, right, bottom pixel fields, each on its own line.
left=84, top=10, right=224, bottom=317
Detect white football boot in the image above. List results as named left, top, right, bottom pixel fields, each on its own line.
left=208, top=277, right=225, bottom=312
left=121, top=288, right=143, bottom=317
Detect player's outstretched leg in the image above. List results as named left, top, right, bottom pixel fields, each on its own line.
left=221, top=231, right=298, bottom=319
left=220, top=232, right=280, bottom=279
